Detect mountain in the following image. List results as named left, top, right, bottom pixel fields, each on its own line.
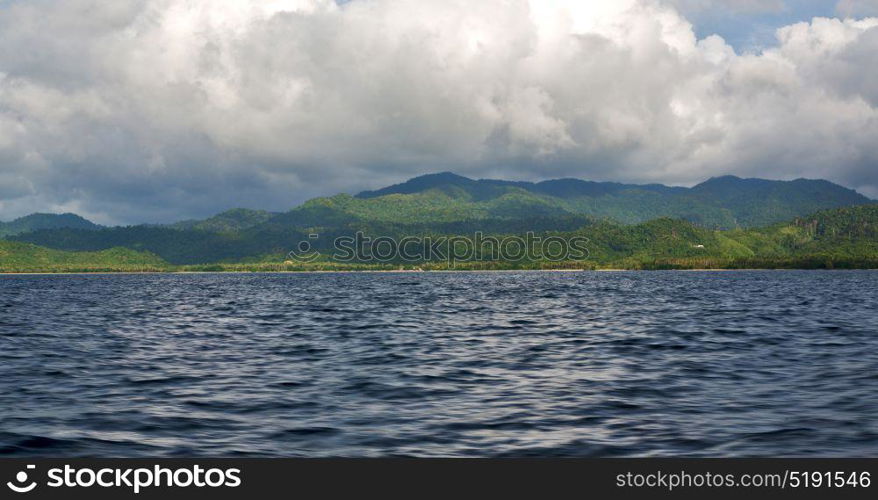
left=584, top=203, right=878, bottom=268
left=358, top=172, right=682, bottom=199
left=8, top=225, right=312, bottom=265
left=357, top=173, right=871, bottom=229
left=0, top=240, right=166, bottom=272
left=754, top=204, right=878, bottom=257
left=353, top=172, right=870, bottom=228
left=169, top=208, right=277, bottom=232
left=6, top=204, right=877, bottom=271
left=321, top=175, right=702, bottom=227
left=5, top=173, right=874, bottom=266
left=0, top=213, right=101, bottom=237
left=689, top=175, right=870, bottom=228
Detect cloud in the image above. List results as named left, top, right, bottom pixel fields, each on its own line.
left=664, top=0, right=786, bottom=14
left=837, top=0, right=878, bottom=17
left=0, top=0, right=876, bottom=223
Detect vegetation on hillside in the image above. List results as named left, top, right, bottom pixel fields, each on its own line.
left=0, top=240, right=167, bottom=273
left=3, top=204, right=876, bottom=272
left=355, top=172, right=870, bottom=228
left=1, top=174, right=876, bottom=272
left=169, top=208, right=277, bottom=233
left=0, top=213, right=101, bottom=237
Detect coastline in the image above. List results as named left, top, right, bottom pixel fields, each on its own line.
left=3, top=268, right=876, bottom=276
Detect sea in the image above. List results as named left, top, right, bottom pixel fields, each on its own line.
left=1, top=271, right=876, bottom=457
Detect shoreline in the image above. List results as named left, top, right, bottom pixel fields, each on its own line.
left=3, top=268, right=877, bottom=276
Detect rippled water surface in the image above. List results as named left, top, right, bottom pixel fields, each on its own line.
left=1, top=271, right=877, bottom=457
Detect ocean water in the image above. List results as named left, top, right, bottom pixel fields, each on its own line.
left=1, top=271, right=876, bottom=457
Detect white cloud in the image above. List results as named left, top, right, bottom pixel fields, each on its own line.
left=0, top=0, right=876, bottom=223
left=664, top=0, right=786, bottom=14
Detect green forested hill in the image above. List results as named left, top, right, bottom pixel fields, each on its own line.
left=4, top=204, right=877, bottom=271
left=745, top=205, right=878, bottom=259
left=688, top=176, right=870, bottom=228
left=9, top=225, right=312, bottom=265
left=169, top=208, right=277, bottom=232
left=2, top=173, right=876, bottom=270
left=352, top=173, right=870, bottom=228
left=238, top=172, right=867, bottom=232
left=579, top=204, right=878, bottom=270
left=0, top=213, right=101, bottom=237
left=0, top=240, right=167, bottom=272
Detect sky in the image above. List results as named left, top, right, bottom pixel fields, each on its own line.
left=0, top=0, right=877, bottom=224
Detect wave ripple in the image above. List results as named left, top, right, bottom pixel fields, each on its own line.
left=1, top=271, right=877, bottom=457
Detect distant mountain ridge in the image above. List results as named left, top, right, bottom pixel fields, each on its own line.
left=4, top=203, right=878, bottom=271
left=355, top=172, right=869, bottom=228
left=2, top=174, right=869, bottom=236
left=0, top=213, right=101, bottom=238
left=169, top=208, right=277, bottom=233
left=357, top=172, right=684, bottom=199
left=2, top=172, right=874, bottom=266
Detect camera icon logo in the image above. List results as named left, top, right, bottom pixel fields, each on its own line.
left=7, top=465, right=37, bottom=493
